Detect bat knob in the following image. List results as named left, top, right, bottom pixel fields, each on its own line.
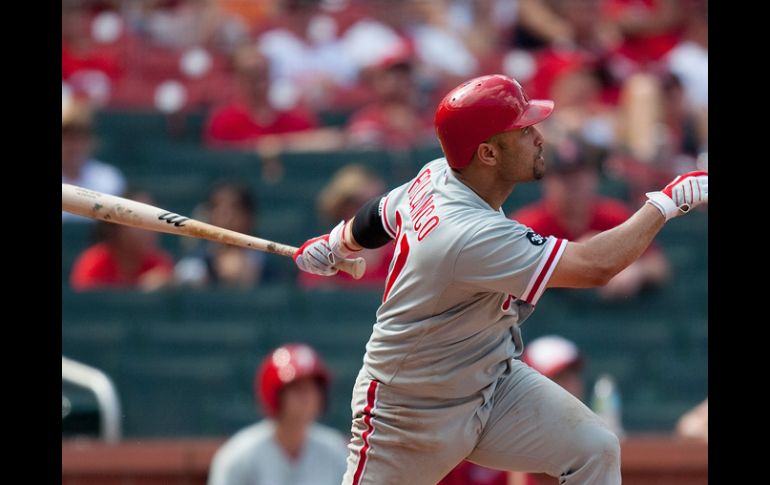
left=337, top=257, right=367, bottom=280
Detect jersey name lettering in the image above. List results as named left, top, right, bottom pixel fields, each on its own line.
left=406, top=167, right=440, bottom=241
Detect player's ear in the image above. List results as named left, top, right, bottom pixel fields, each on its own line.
left=475, top=141, right=499, bottom=167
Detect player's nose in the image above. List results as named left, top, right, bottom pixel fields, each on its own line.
left=533, top=127, right=544, bottom=146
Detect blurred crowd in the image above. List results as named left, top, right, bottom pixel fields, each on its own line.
left=63, top=0, right=707, bottom=294
left=63, top=0, right=707, bottom=156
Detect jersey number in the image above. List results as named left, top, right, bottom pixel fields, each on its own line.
left=383, top=214, right=410, bottom=302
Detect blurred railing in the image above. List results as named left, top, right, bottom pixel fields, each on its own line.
left=62, top=356, right=123, bottom=443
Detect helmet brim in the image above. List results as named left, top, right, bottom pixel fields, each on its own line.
left=513, top=99, right=554, bottom=128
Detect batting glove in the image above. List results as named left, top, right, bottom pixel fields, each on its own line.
left=294, top=220, right=358, bottom=276
left=645, top=171, right=708, bottom=221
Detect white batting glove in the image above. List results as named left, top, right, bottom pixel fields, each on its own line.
left=645, top=171, right=708, bottom=221
left=293, top=221, right=357, bottom=276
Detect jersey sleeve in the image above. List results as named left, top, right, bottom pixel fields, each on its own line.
left=379, top=185, right=405, bottom=239
left=454, top=219, right=567, bottom=305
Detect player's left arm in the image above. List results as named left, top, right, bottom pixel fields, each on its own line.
left=548, top=171, right=707, bottom=289
left=598, top=247, right=670, bottom=298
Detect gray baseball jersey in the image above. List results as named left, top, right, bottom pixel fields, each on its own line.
left=364, top=158, right=567, bottom=399
left=208, top=420, right=348, bottom=485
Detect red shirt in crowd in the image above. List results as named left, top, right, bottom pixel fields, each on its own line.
left=204, top=102, right=318, bottom=146
left=70, top=243, right=174, bottom=291
left=510, top=197, right=633, bottom=241
left=603, top=0, right=683, bottom=66
left=62, top=43, right=122, bottom=81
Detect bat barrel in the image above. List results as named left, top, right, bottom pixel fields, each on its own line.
left=62, top=184, right=185, bottom=236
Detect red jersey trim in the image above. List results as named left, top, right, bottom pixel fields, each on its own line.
left=522, top=238, right=567, bottom=305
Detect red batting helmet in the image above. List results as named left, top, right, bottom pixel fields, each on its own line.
left=256, top=343, right=331, bottom=417
left=434, top=74, right=555, bottom=169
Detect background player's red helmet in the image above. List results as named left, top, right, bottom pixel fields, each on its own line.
left=256, top=343, right=331, bottom=417
left=434, top=74, right=555, bottom=169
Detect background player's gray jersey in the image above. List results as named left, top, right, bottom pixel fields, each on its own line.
left=363, top=158, right=567, bottom=399
left=208, top=420, right=348, bottom=485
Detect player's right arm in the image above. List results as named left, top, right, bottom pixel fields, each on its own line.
left=547, top=171, right=707, bottom=289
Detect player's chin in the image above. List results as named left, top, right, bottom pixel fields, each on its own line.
left=533, top=165, right=546, bottom=180
left=533, top=157, right=546, bottom=180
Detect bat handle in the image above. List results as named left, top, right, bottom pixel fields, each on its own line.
left=335, top=256, right=367, bottom=280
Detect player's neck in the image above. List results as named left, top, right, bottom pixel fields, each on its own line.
left=453, top=168, right=513, bottom=211
left=273, top=420, right=309, bottom=460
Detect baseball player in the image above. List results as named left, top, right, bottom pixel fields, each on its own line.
left=208, top=343, right=348, bottom=485
left=294, top=74, right=708, bottom=485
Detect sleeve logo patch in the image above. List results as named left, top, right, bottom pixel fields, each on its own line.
left=526, top=230, right=546, bottom=246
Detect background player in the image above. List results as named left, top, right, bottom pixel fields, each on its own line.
left=208, top=343, right=348, bottom=485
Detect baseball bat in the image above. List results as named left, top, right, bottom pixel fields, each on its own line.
left=62, top=184, right=366, bottom=279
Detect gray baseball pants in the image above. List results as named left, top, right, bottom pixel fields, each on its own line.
left=341, top=360, right=621, bottom=485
